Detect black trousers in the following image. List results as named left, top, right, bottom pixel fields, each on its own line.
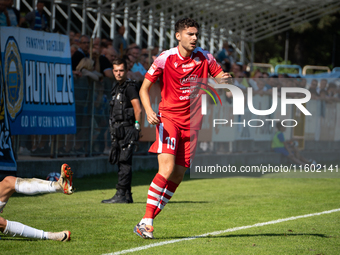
left=115, top=151, right=133, bottom=191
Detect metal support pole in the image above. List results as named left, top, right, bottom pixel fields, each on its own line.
left=66, top=2, right=71, bottom=35
left=82, top=0, right=87, bottom=35
left=51, top=0, right=56, bottom=31
left=15, top=0, right=20, bottom=10
left=96, top=0, right=102, bottom=38
left=200, top=24, right=205, bottom=49
left=170, top=15, right=175, bottom=48
left=210, top=26, right=215, bottom=54
left=89, top=81, right=95, bottom=157
left=110, top=3, right=115, bottom=39
left=250, top=41, right=255, bottom=72
left=124, top=3, right=129, bottom=44
left=148, top=9, right=153, bottom=50
left=159, top=12, right=164, bottom=52
left=285, top=31, right=289, bottom=64
left=218, top=28, right=224, bottom=51
left=136, top=6, right=141, bottom=46
left=241, top=30, right=245, bottom=64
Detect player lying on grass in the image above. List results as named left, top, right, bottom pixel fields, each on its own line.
left=134, top=17, right=231, bottom=239
left=0, top=164, right=73, bottom=242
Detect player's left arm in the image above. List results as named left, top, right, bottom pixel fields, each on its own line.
left=214, top=71, right=232, bottom=84
left=207, top=52, right=232, bottom=84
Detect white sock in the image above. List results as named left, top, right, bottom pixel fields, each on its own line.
left=0, top=201, right=7, bottom=213
left=15, top=178, right=61, bottom=195
left=140, top=218, right=153, bottom=226
left=3, top=220, right=48, bottom=239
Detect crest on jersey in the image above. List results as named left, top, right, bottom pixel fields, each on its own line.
left=174, top=62, right=178, bottom=68
left=4, top=37, right=24, bottom=120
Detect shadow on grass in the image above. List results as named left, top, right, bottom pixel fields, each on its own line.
left=65, top=169, right=195, bottom=193
left=159, top=233, right=330, bottom=240
left=0, top=236, right=38, bottom=241
left=168, top=201, right=208, bottom=204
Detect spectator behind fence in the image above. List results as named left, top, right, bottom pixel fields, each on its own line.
left=310, top=79, right=318, bottom=90
left=319, top=88, right=329, bottom=102
left=69, top=30, right=75, bottom=42
left=99, top=46, right=117, bottom=78
left=24, top=0, right=49, bottom=31
left=128, top=46, right=147, bottom=76
left=141, top=53, right=150, bottom=71
left=5, top=0, right=19, bottom=26
left=123, top=54, right=144, bottom=83
left=233, top=63, right=250, bottom=89
left=272, top=122, right=316, bottom=166
left=73, top=34, right=81, bottom=46
left=261, top=72, right=273, bottom=92
left=317, top=78, right=327, bottom=95
left=70, top=44, right=79, bottom=57
left=327, top=82, right=339, bottom=102
left=0, top=0, right=10, bottom=26
left=77, top=58, right=102, bottom=81
left=309, top=87, right=319, bottom=100
left=113, top=25, right=127, bottom=57
left=217, top=42, right=234, bottom=72
left=327, top=82, right=337, bottom=96
left=72, top=35, right=90, bottom=76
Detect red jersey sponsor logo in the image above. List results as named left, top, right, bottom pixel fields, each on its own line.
left=183, top=68, right=194, bottom=72
left=180, top=74, right=198, bottom=85
left=182, top=62, right=195, bottom=68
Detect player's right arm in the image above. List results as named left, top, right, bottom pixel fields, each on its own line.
left=139, top=78, right=160, bottom=125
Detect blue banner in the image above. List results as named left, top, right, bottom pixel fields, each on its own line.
left=1, top=27, right=76, bottom=135
left=0, top=46, right=16, bottom=171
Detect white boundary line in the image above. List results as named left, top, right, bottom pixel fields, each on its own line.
left=104, top=208, right=340, bottom=255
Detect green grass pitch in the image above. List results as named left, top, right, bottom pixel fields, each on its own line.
left=1, top=169, right=339, bottom=254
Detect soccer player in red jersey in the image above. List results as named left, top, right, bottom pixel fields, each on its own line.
left=134, top=17, right=231, bottom=239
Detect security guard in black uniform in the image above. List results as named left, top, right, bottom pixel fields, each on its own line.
left=102, top=58, right=142, bottom=204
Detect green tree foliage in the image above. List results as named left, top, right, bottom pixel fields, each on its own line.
left=255, top=12, right=340, bottom=68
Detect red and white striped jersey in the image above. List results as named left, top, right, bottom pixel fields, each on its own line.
left=145, top=46, right=222, bottom=130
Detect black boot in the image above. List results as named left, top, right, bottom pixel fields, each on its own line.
left=101, top=189, right=128, bottom=204
left=125, top=190, right=133, bottom=203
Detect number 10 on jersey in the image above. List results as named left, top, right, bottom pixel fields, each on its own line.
left=165, top=137, right=176, bottom=150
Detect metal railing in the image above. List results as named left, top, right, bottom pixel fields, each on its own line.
left=302, top=65, right=331, bottom=75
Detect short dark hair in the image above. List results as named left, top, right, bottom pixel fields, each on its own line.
left=175, top=17, right=200, bottom=33
left=112, top=58, right=127, bottom=70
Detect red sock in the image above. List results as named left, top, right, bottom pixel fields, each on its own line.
left=154, top=179, right=178, bottom=218
left=143, top=173, right=167, bottom=220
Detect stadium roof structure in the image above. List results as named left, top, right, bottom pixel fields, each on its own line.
left=19, top=0, right=340, bottom=61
